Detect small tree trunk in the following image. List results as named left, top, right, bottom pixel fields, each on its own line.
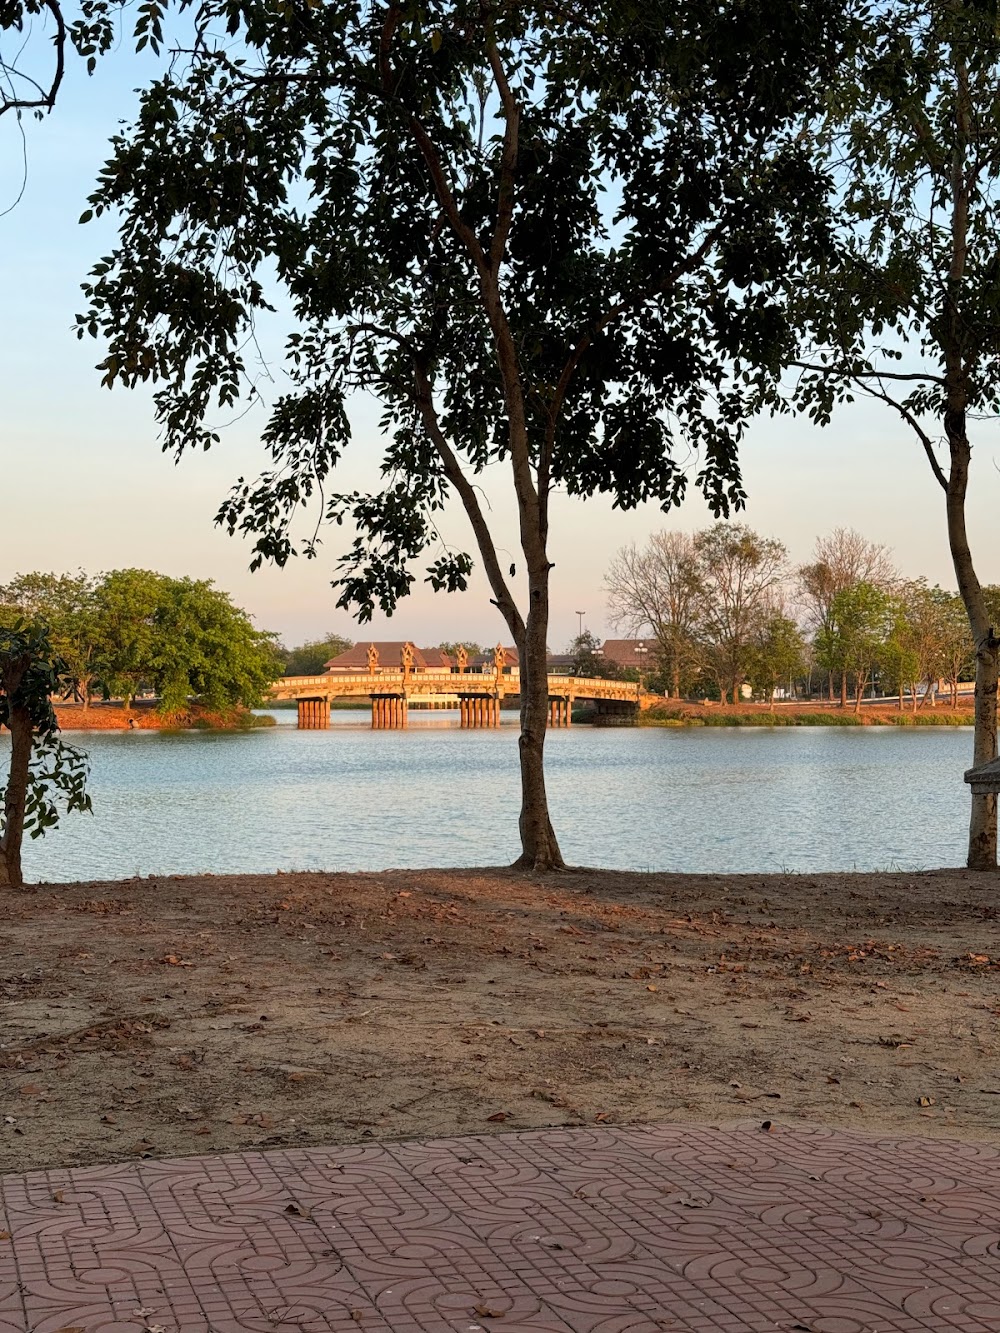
left=853, top=672, right=864, bottom=715
left=671, top=662, right=680, bottom=699
left=0, top=703, right=33, bottom=891
left=968, top=642, right=999, bottom=869
left=513, top=568, right=564, bottom=872
left=840, top=671, right=847, bottom=708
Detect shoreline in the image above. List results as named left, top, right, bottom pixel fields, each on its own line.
left=53, top=703, right=274, bottom=732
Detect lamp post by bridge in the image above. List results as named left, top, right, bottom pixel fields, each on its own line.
left=635, top=642, right=648, bottom=692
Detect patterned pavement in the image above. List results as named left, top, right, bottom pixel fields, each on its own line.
left=1, top=1122, right=999, bottom=1333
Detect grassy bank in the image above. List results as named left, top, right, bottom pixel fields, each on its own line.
left=638, top=704, right=974, bottom=728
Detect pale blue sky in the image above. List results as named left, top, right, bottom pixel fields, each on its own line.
left=3, top=40, right=999, bottom=652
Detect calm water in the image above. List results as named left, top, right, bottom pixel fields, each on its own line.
left=2, top=711, right=977, bottom=881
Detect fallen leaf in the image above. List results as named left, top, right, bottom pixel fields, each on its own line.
left=486, top=1111, right=509, bottom=1123
left=646, top=984, right=658, bottom=992
left=594, top=1112, right=612, bottom=1123
left=100, top=1114, right=118, bottom=1125
left=284, top=1202, right=312, bottom=1220
left=760, top=1120, right=773, bottom=1132
left=162, top=954, right=194, bottom=967
left=0, top=1231, right=10, bottom=1241
left=18, top=1083, right=42, bottom=1096
left=51, top=1190, right=66, bottom=1204
left=917, top=1095, right=936, bottom=1108
left=473, top=1305, right=505, bottom=1319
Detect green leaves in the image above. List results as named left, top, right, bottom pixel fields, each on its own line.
left=78, top=0, right=855, bottom=623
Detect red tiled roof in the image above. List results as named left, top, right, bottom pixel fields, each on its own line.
left=324, top=642, right=453, bottom=671
left=599, top=638, right=659, bottom=669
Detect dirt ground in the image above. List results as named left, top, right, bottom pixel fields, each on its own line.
left=2, top=867, right=1000, bottom=1173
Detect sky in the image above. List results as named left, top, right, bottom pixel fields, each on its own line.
left=3, top=28, right=1000, bottom=653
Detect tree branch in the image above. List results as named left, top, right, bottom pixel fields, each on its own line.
left=413, top=358, right=525, bottom=642
left=792, top=361, right=946, bottom=385
left=0, top=0, right=66, bottom=118
left=852, top=375, right=948, bottom=492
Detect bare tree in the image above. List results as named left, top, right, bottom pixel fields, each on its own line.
left=605, top=533, right=703, bottom=698
left=695, top=525, right=788, bottom=704
left=797, top=528, right=897, bottom=705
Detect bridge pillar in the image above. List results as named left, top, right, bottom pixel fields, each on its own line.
left=297, top=697, right=329, bottom=729
left=547, top=696, right=571, bottom=728
left=459, top=694, right=500, bottom=728
left=371, top=694, right=407, bottom=729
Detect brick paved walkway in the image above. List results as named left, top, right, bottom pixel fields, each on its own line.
left=1, top=1122, right=999, bottom=1333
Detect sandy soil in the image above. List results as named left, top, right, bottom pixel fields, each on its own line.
left=2, top=867, right=1000, bottom=1173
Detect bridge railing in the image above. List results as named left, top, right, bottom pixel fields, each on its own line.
left=267, top=671, right=640, bottom=703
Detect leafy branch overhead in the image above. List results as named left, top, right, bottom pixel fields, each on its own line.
left=78, top=0, right=851, bottom=619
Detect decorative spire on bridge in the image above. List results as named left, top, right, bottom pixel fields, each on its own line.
left=401, top=642, right=414, bottom=680
left=456, top=645, right=468, bottom=672
left=366, top=643, right=379, bottom=674
left=493, top=643, right=507, bottom=676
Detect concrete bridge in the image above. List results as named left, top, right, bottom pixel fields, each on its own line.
left=267, top=670, right=642, bottom=729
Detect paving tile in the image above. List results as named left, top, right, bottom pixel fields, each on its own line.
left=2, top=1123, right=1000, bottom=1332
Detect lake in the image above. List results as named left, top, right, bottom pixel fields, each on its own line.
left=1, top=712, right=978, bottom=882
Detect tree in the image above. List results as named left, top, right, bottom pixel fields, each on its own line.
left=606, top=532, right=703, bottom=698
left=567, top=630, right=621, bottom=680
left=282, top=632, right=354, bottom=676
left=695, top=525, right=788, bottom=704
left=79, top=0, right=855, bottom=869
left=797, top=528, right=897, bottom=704
left=817, top=582, right=895, bottom=714
left=0, top=572, right=102, bottom=707
left=91, top=568, right=166, bottom=712
left=153, top=578, right=282, bottom=713
left=935, top=588, right=975, bottom=709
left=792, top=0, right=1000, bottom=866
left=748, top=612, right=807, bottom=708
left=0, top=623, right=91, bottom=890
left=437, top=642, right=483, bottom=663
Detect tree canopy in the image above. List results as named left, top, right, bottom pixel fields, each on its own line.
left=0, top=569, right=281, bottom=713
left=281, top=632, right=354, bottom=677
left=78, top=0, right=857, bottom=868
left=788, top=0, right=1000, bottom=864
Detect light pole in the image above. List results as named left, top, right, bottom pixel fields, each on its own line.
left=575, top=610, right=586, bottom=638
left=635, top=642, right=648, bottom=692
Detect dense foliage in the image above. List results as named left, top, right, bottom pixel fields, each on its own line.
left=0, top=570, right=281, bottom=713
left=608, top=525, right=980, bottom=709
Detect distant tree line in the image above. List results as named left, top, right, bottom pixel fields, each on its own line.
left=604, top=526, right=989, bottom=710
left=0, top=570, right=282, bottom=714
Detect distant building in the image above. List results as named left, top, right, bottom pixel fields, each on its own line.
left=599, top=638, right=659, bottom=671
left=546, top=652, right=577, bottom=673
left=324, top=642, right=454, bottom=675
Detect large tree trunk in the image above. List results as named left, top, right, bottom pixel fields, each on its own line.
left=0, top=703, right=33, bottom=890
left=671, top=661, right=680, bottom=699
left=513, top=569, right=564, bottom=871
left=840, top=671, right=847, bottom=708
left=946, top=441, right=997, bottom=868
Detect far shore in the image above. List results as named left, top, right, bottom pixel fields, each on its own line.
left=52, top=698, right=977, bottom=730
left=53, top=702, right=273, bottom=732
left=3, top=865, right=998, bottom=1174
